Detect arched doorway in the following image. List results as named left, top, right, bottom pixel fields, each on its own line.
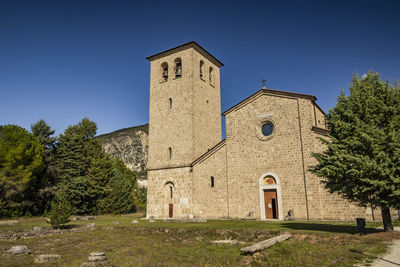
left=259, top=173, right=283, bottom=220
left=164, top=182, right=174, bottom=218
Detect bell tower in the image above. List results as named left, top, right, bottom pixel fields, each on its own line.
left=146, top=42, right=223, bottom=170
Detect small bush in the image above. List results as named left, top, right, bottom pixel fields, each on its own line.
left=47, top=191, right=72, bottom=228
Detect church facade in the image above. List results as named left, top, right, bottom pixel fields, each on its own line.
left=145, top=42, right=379, bottom=221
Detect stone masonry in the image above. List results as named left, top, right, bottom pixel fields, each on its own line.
left=146, top=41, right=383, bottom=221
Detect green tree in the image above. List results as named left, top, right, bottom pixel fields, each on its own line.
left=31, top=119, right=57, bottom=213
left=97, top=167, right=135, bottom=214
left=53, top=118, right=112, bottom=214
left=47, top=190, right=72, bottom=228
left=0, top=125, right=44, bottom=217
left=310, top=72, right=400, bottom=231
left=31, top=119, right=56, bottom=150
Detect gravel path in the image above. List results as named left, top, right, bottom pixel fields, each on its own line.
left=369, top=227, right=400, bottom=267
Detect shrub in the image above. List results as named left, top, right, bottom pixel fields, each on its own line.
left=47, top=191, right=72, bottom=228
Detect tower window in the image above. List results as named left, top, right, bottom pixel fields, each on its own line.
left=211, top=176, right=214, bottom=187
left=161, top=62, right=168, bottom=81
left=200, top=60, right=204, bottom=79
left=209, top=67, right=214, bottom=85
left=169, top=98, right=172, bottom=109
left=169, top=147, right=172, bottom=160
left=174, top=58, right=182, bottom=78
left=170, top=186, right=173, bottom=198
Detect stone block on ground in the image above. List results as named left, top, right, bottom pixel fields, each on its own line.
left=211, top=240, right=245, bottom=245
left=163, top=218, right=207, bottom=223
left=86, top=223, right=97, bottom=229
left=88, top=252, right=108, bottom=262
left=131, top=220, right=138, bottom=224
left=33, top=226, right=44, bottom=232
left=0, top=220, right=19, bottom=226
left=81, top=252, right=109, bottom=266
left=6, top=245, right=30, bottom=255
left=240, top=234, right=292, bottom=254
left=113, top=221, right=120, bottom=225
left=34, top=254, right=61, bottom=263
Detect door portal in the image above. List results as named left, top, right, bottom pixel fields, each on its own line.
left=168, top=204, right=173, bottom=218
left=264, top=189, right=278, bottom=219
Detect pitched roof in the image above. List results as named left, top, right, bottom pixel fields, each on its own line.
left=146, top=41, right=224, bottom=67
left=222, top=88, right=320, bottom=116
left=191, top=139, right=226, bottom=166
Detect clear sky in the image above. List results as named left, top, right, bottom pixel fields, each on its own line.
left=1, top=0, right=399, bottom=136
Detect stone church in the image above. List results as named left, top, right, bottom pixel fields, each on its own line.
left=145, top=41, right=379, bottom=221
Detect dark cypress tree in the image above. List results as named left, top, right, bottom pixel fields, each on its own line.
left=310, top=72, right=400, bottom=231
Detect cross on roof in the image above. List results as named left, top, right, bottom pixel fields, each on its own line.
left=261, top=78, right=267, bottom=89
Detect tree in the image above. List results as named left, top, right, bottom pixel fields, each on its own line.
left=47, top=190, right=72, bottom=228
left=96, top=158, right=137, bottom=214
left=31, top=119, right=57, bottom=213
left=53, top=118, right=112, bottom=214
left=0, top=125, right=44, bottom=217
left=31, top=119, right=56, bottom=150
left=310, top=72, right=400, bottom=231
left=96, top=168, right=135, bottom=214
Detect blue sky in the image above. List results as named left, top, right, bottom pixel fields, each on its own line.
left=1, top=0, right=399, bottom=135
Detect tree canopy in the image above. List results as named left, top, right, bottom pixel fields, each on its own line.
left=0, top=118, right=144, bottom=218
left=310, top=72, right=400, bottom=231
left=0, top=125, right=44, bottom=217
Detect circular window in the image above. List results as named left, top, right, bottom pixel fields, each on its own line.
left=261, top=122, right=274, bottom=136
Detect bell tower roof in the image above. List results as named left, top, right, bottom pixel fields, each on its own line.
left=146, top=41, right=224, bottom=67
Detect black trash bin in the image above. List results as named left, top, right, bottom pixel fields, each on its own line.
left=356, top=218, right=367, bottom=235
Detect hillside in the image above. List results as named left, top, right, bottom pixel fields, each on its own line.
left=96, top=124, right=149, bottom=186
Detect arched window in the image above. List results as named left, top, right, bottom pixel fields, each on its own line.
left=200, top=60, right=204, bottom=79
left=165, top=181, right=175, bottom=199
left=169, top=98, right=172, bottom=109
left=174, top=58, right=182, bottom=78
left=161, top=62, right=168, bottom=81
left=211, top=176, right=215, bottom=187
left=209, top=67, right=214, bottom=85
left=169, top=147, right=172, bottom=160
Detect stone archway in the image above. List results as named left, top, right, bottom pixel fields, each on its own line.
left=259, top=173, right=283, bottom=220
left=164, top=181, right=174, bottom=218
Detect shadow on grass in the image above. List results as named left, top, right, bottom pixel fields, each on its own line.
left=281, top=222, right=382, bottom=234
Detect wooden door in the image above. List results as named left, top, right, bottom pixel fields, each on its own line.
left=168, top=204, right=173, bottom=218
left=264, top=189, right=278, bottom=219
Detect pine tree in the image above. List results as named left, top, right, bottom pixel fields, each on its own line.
left=53, top=118, right=113, bottom=214
left=31, top=119, right=57, bottom=213
left=97, top=167, right=135, bottom=214
left=47, top=190, right=72, bottom=228
left=310, top=72, right=400, bottom=231
left=31, top=119, right=56, bottom=150
left=0, top=125, right=44, bottom=217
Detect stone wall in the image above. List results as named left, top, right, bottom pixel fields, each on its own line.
left=192, top=141, right=228, bottom=218
left=147, top=167, right=193, bottom=218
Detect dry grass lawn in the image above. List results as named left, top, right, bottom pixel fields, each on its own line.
left=0, top=213, right=399, bottom=266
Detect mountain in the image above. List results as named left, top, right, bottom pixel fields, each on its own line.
left=96, top=124, right=149, bottom=187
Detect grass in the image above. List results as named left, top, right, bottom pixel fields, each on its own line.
left=0, top=214, right=399, bottom=266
